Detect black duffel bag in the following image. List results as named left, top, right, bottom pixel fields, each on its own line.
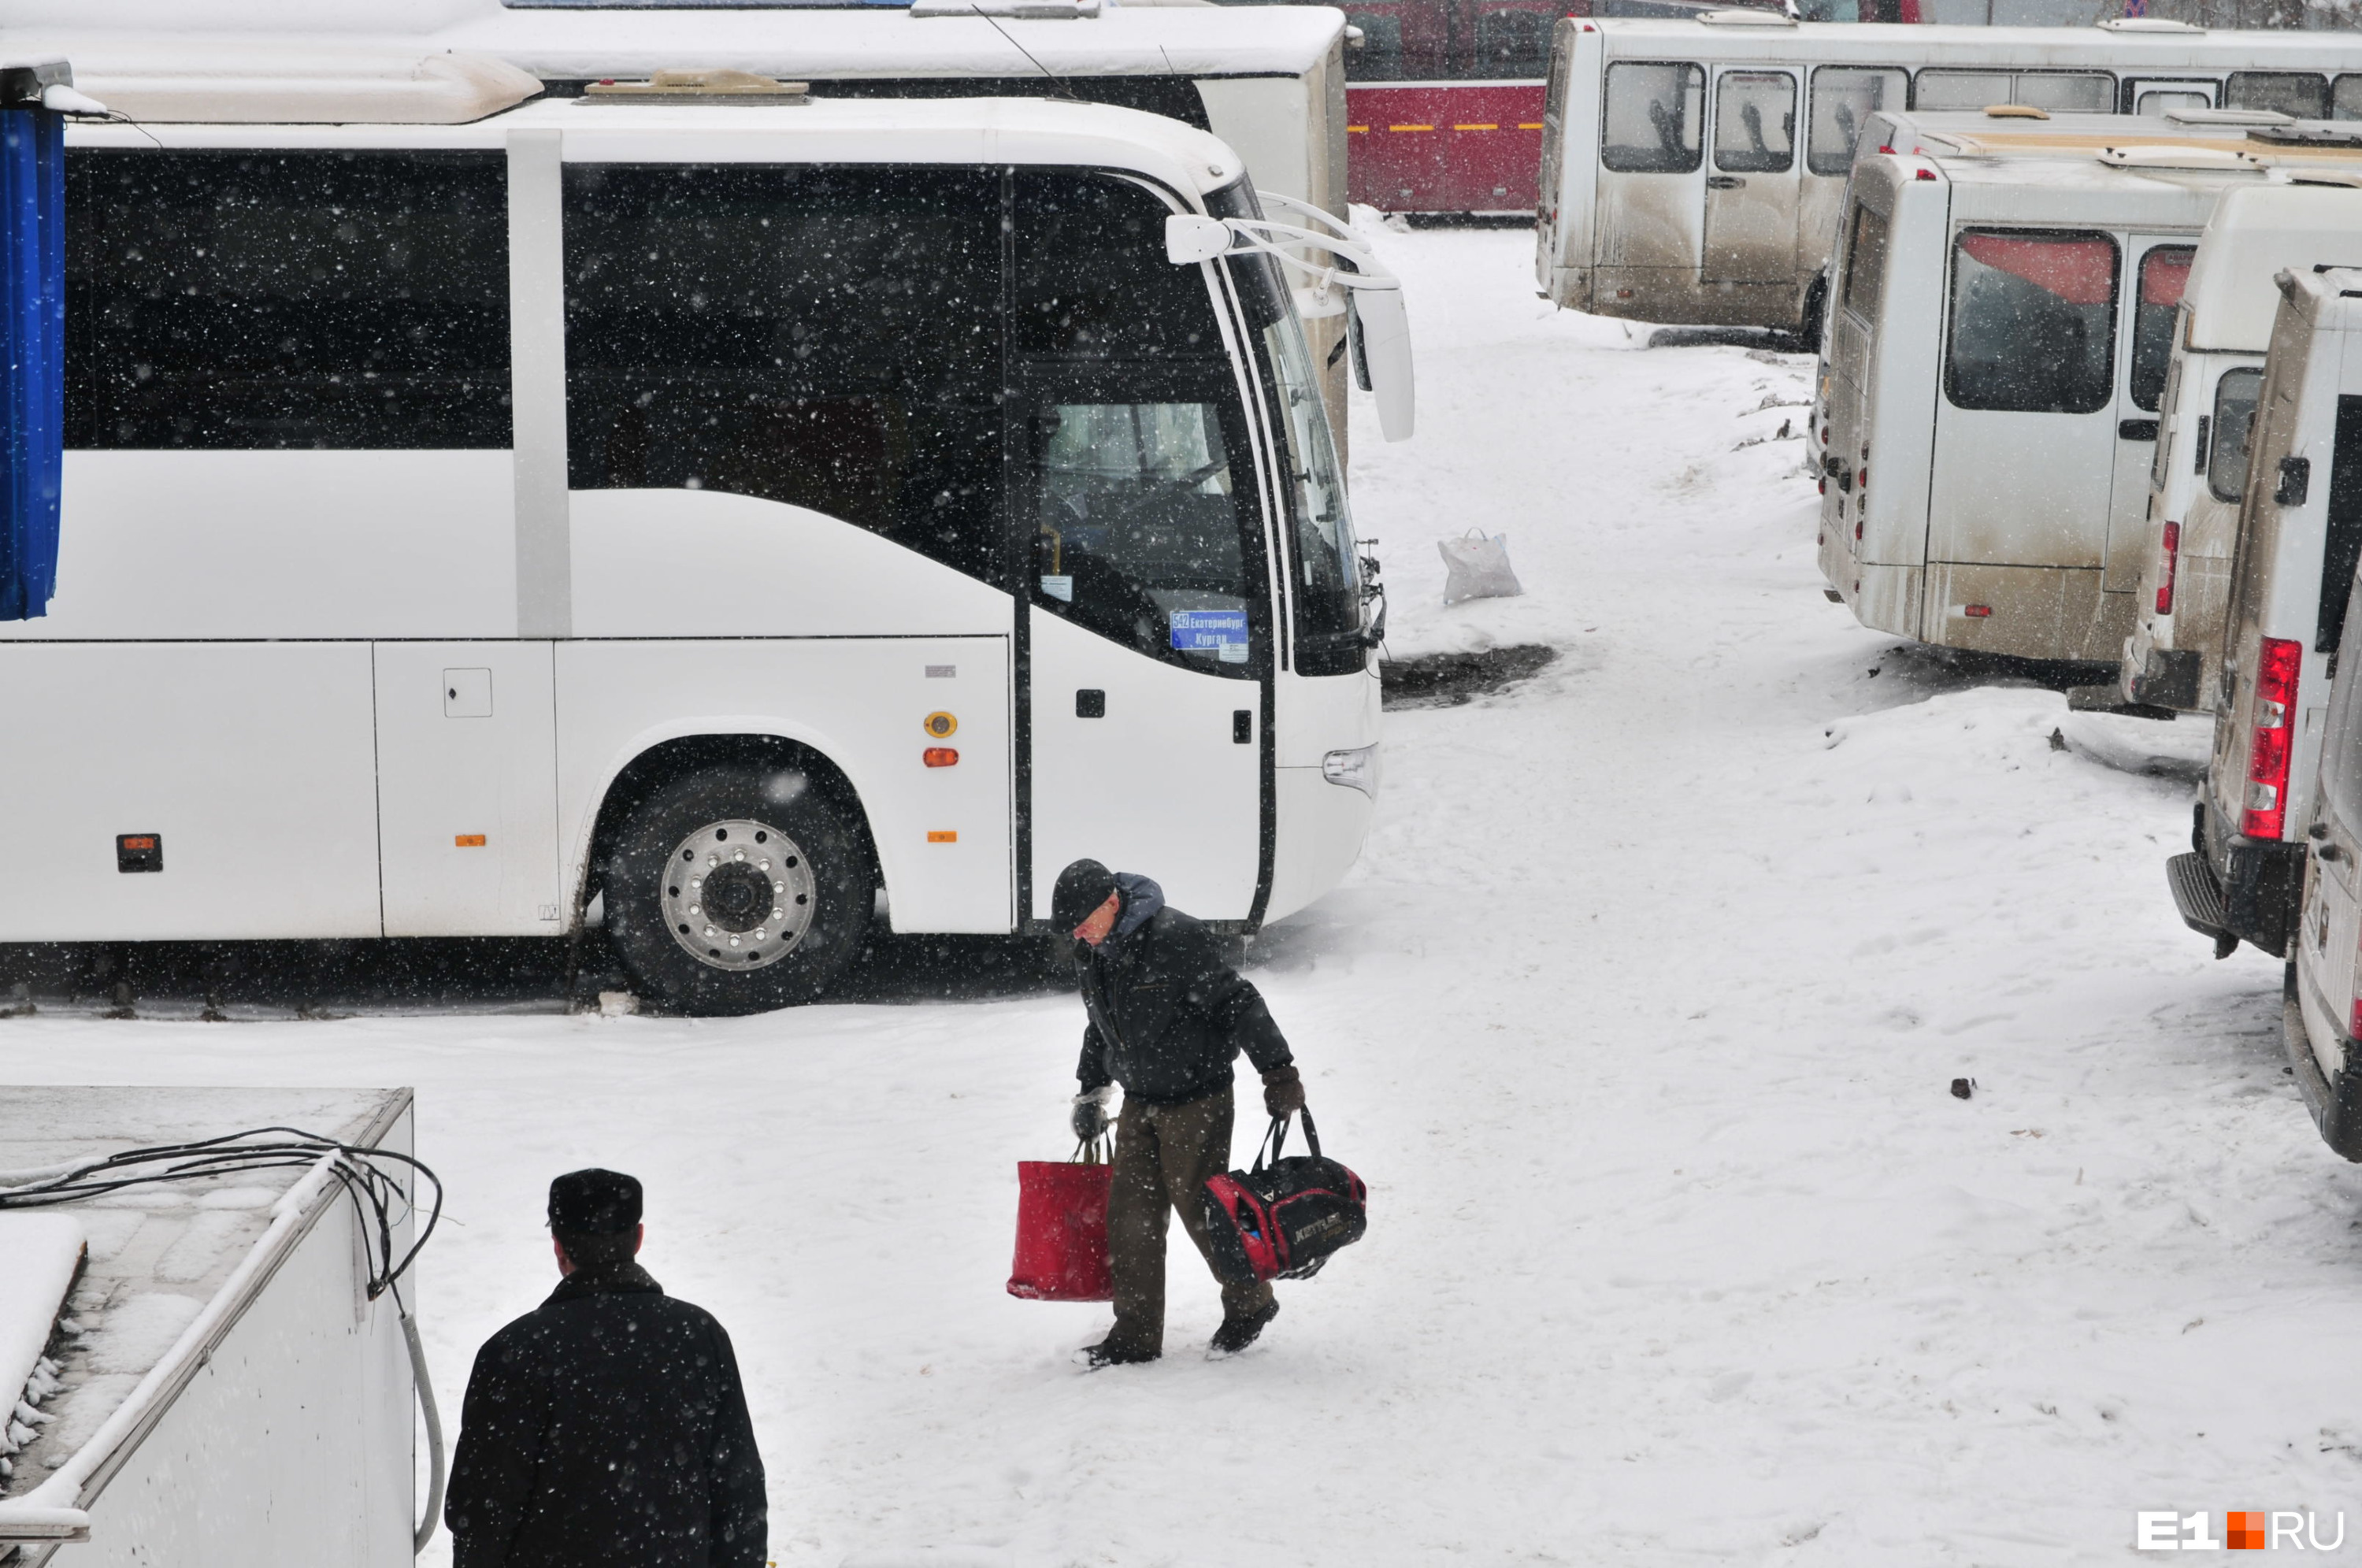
left=1200, top=1109, right=1367, bottom=1286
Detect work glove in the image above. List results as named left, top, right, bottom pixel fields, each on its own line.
left=1262, top=1066, right=1306, bottom=1119
left=1071, top=1085, right=1114, bottom=1143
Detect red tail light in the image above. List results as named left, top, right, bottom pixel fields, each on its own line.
left=2156, top=521, right=2180, bottom=615
left=2242, top=636, right=2304, bottom=840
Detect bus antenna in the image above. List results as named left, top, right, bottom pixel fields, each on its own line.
left=962, top=2, right=1085, bottom=104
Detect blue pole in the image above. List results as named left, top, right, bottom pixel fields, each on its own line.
left=0, top=104, right=61, bottom=621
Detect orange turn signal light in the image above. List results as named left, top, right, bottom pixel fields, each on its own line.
left=454, top=834, right=487, bottom=847
left=923, top=747, right=959, bottom=768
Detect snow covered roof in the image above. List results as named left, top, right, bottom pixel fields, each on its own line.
left=2, top=39, right=540, bottom=122
left=0, top=1088, right=409, bottom=1546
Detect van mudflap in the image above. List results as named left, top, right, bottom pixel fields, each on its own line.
left=2167, top=851, right=2235, bottom=955
left=2282, top=967, right=2362, bottom=1161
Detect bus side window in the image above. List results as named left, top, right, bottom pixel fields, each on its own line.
left=1343, top=11, right=1407, bottom=81
left=65, top=150, right=510, bottom=451
left=2008, top=72, right=2112, bottom=114
left=1911, top=69, right=2012, bottom=111
left=1714, top=71, right=1795, bottom=176
left=1944, top=229, right=2118, bottom=416
left=1016, top=173, right=1264, bottom=677
left=561, top=165, right=1004, bottom=586
left=1601, top=61, right=1704, bottom=175
left=1807, top=67, right=1905, bottom=177
left=2131, top=246, right=2195, bottom=414
left=1467, top=6, right=1554, bottom=80
left=2209, top=367, right=2265, bottom=504
left=2336, top=74, right=2362, bottom=120
left=2227, top=70, right=2330, bottom=120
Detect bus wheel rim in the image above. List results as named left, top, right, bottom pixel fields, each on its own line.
left=659, top=818, right=819, bottom=972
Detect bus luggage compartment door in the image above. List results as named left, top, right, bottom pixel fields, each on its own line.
left=1701, top=69, right=1799, bottom=287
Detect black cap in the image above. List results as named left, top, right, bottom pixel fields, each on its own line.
left=1052, top=858, right=1119, bottom=932
left=547, top=1168, right=642, bottom=1235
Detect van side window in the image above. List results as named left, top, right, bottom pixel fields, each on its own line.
left=1807, top=67, right=1905, bottom=177
left=2131, top=246, right=2196, bottom=413
left=2208, top=367, right=2264, bottom=504
left=2319, top=396, right=2362, bottom=653
left=2334, top=74, right=2362, bottom=120
left=1602, top=62, right=1704, bottom=174
left=562, top=165, right=1003, bottom=585
left=1017, top=172, right=1266, bottom=677
left=2323, top=561, right=2362, bottom=826
left=1714, top=72, right=1795, bottom=175
left=2228, top=71, right=2330, bottom=120
left=1913, top=70, right=2111, bottom=114
left=1839, top=202, right=1889, bottom=322
left=65, top=150, right=510, bottom=450
left=1944, top=229, right=2118, bottom=415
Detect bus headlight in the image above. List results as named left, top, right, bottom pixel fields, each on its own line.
left=1321, top=743, right=1381, bottom=798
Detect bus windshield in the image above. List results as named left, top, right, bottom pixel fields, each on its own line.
left=1261, top=310, right=1365, bottom=676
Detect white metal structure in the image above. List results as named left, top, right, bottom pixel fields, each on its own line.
left=0, top=1088, right=418, bottom=1568
left=0, top=72, right=1402, bottom=1014
left=1534, top=17, right=2362, bottom=333
left=2171, top=265, right=2362, bottom=962
left=1815, top=128, right=2362, bottom=665
left=2286, top=554, right=2362, bottom=1160
left=2122, top=182, right=2362, bottom=714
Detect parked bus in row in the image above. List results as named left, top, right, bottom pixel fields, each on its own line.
left=2175, top=261, right=2362, bottom=964
left=0, top=45, right=1409, bottom=1015
left=16, top=0, right=1363, bottom=450
left=1816, top=119, right=2362, bottom=665
left=2121, top=183, right=2362, bottom=716
left=1533, top=14, right=2362, bottom=338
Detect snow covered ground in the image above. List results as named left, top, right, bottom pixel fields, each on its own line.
left=2, top=224, right=2356, bottom=1565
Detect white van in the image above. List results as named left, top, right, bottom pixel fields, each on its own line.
left=2172, top=265, right=2362, bottom=962
left=1814, top=132, right=2346, bottom=664
left=1533, top=14, right=2362, bottom=336
left=2283, top=554, right=2362, bottom=1158
left=0, top=48, right=1409, bottom=1015
left=2122, top=182, right=2362, bottom=714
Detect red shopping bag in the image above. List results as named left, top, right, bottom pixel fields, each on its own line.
left=1006, top=1142, right=1112, bottom=1302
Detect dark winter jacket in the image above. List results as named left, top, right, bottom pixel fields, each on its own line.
left=444, top=1262, right=766, bottom=1568
left=1074, top=874, right=1293, bottom=1106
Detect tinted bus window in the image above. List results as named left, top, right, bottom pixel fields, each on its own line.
left=1468, top=6, right=1553, bottom=79
left=2132, top=246, right=2195, bottom=413
left=1808, top=67, right=1905, bottom=176
left=562, top=165, right=1004, bottom=584
left=1715, top=71, right=1795, bottom=175
left=66, top=150, right=510, bottom=450
left=1344, top=11, right=1408, bottom=80
left=2209, top=366, right=2264, bottom=503
left=2229, top=71, right=2329, bottom=119
left=1017, top=172, right=1266, bottom=676
left=1602, top=61, right=1704, bottom=174
left=1840, top=202, right=1889, bottom=321
left=1945, top=229, right=2118, bottom=414
left=2321, top=395, right=2362, bottom=653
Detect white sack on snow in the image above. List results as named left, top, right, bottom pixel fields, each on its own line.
left=1438, top=529, right=1522, bottom=604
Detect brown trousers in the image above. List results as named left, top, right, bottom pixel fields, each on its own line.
left=1104, top=1084, right=1274, bottom=1356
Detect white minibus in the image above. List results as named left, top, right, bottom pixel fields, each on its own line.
left=2121, top=182, right=2362, bottom=715
left=2172, top=265, right=2362, bottom=962
left=0, top=48, right=1407, bottom=1014
left=1534, top=14, right=2362, bottom=336
left=1813, top=129, right=2362, bottom=664
left=2284, top=536, right=2362, bottom=1159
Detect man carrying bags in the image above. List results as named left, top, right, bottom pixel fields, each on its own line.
left=1052, top=858, right=1307, bottom=1368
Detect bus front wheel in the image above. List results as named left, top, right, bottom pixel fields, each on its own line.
left=600, top=761, right=873, bottom=1014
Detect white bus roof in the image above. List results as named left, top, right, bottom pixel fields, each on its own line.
left=1585, top=17, right=2362, bottom=68
left=60, top=91, right=1254, bottom=200
left=2185, top=183, right=2362, bottom=350
left=0, top=2, right=1345, bottom=83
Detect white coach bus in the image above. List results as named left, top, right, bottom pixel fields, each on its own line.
left=1534, top=13, right=2362, bottom=337
left=0, top=50, right=1404, bottom=1014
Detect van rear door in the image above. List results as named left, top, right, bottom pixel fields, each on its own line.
left=2105, top=240, right=2197, bottom=594
left=1702, top=67, right=1798, bottom=286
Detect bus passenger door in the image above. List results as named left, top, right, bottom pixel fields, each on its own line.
left=373, top=642, right=562, bottom=936
left=1023, top=396, right=1266, bottom=926
left=1703, top=68, right=1800, bottom=286
left=2106, top=240, right=2197, bottom=594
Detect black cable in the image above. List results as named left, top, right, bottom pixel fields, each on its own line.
left=0, top=1125, right=443, bottom=1299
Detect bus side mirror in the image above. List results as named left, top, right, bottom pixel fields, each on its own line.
left=1349, top=285, right=1416, bottom=443
left=1166, top=215, right=1233, bottom=265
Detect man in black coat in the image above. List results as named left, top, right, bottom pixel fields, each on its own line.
left=1052, top=858, right=1307, bottom=1368
left=444, top=1169, right=767, bottom=1568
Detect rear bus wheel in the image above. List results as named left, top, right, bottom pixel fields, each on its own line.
left=600, top=761, right=873, bottom=1014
